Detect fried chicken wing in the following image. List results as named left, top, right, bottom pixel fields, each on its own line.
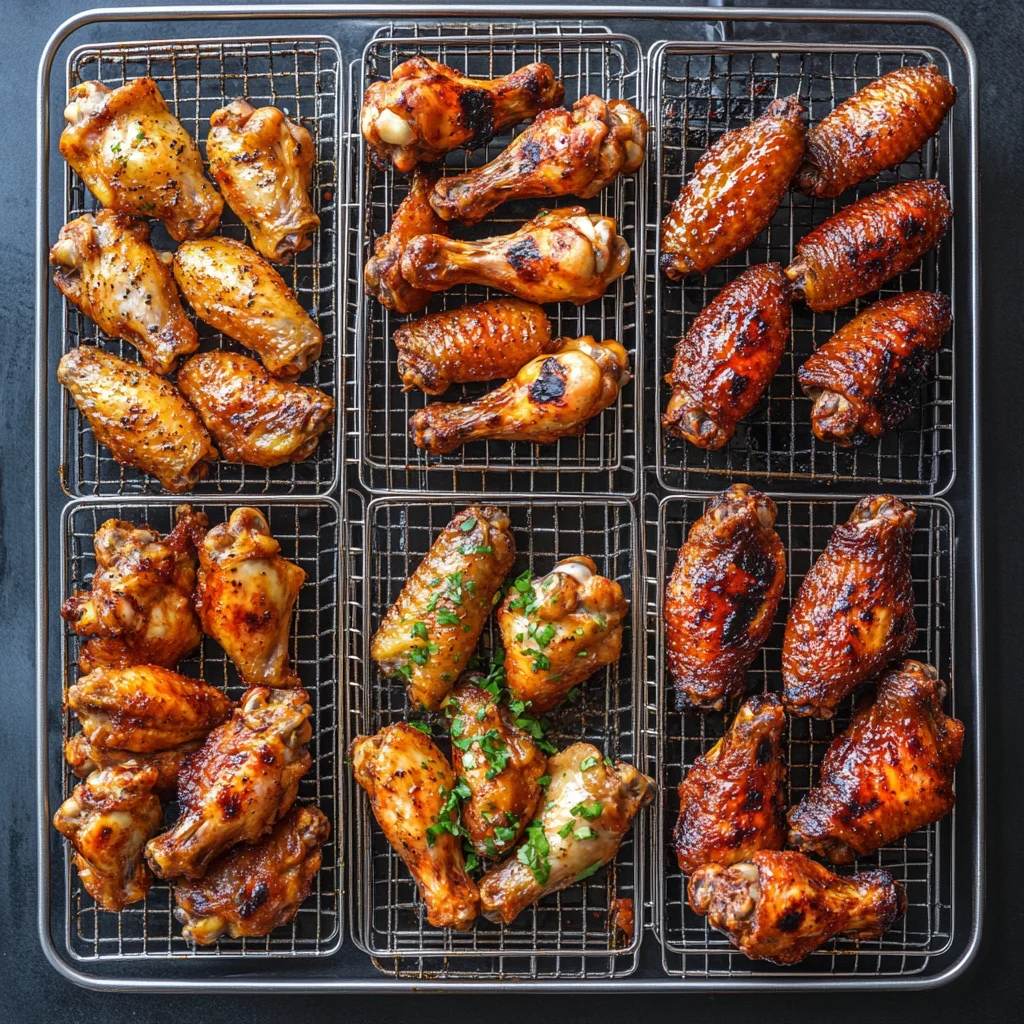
left=665, top=485, right=786, bottom=711
left=60, top=78, right=222, bottom=241
left=370, top=506, right=515, bottom=710
left=783, top=495, right=916, bottom=718
left=64, top=734, right=201, bottom=794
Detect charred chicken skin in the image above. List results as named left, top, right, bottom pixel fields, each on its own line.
left=64, top=734, right=202, bottom=794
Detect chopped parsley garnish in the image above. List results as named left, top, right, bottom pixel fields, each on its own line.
left=566, top=687, right=581, bottom=704
left=531, top=622, right=557, bottom=648
left=557, top=820, right=576, bottom=838
left=435, top=608, right=461, bottom=627
left=425, top=780, right=471, bottom=845
left=577, top=650, right=589, bottom=658
left=464, top=848, right=480, bottom=873
left=520, top=648, right=550, bottom=672
left=517, top=819, right=550, bottom=886
left=452, top=728, right=509, bottom=779
left=410, top=621, right=428, bottom=640
left=475, top=707, right=487, bottom=722
left=494, top=824, right=517, bottom=844
left=484, top=837, right=498, bottom=857
left=460, top=517, right=477, bottom=532
left=604, top=756, right=614, bottom=767
left=506, top=569, right=540, bottom=614
left=573, top=825, right=599, bottom=841
left=575, top=862, right=603, bottom=881
left=537, top=775, right=551, bottom=787
left=570, top=801, right=604, bottom=820
left=579, top=756, right=600, bottom=772
left=407, top=720, right=432, bottom=736
left=460, top=544, right=493, bottom=555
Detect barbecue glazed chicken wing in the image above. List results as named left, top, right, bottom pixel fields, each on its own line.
left=660, top=96, right=806, bottom=279
left=429, top=96, right=648, bottom=225
left=479, top=744, right=655, bottom=924
left=688, top=850, right=906, bottom=965
left=361, top=57, right=564, bottom=172
left=207, top=100, right=320, bottom=263
left=788, top=660, right=964, bottom=863
left=64, top=734, right=201, bottom=794
left=665, top=485, right=786, bottom=711
left=400, top=207, right=630, bottom=306
left=351, top=722, right=481, bottom=930
left=371, top=506, right=515, bottom=710
left=783, top=495, right=916, bottom=718
left=60, top=78, right=222, bottom=241
left=50, top=210, right=198, bottom=375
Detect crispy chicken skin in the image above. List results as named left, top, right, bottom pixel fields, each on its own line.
left=429, top=96, right=648, bottom=225
left=177, top=351, right=334, bottom=468
left=660, top=96, right=806, bottom=279
left=797, top=65, right=956, bottom=199
left=351, top=722, right=481, bottom=930
left=146, top=686, right=313, bottom=880
left=783, top=495, right=916, bottom=719
left=663, top=264, right=792, bottom=449
left=60, top=79, right=222, bottom=241
left=673, top=693, right=787, bottom=875
left=58, top=345, right=218, bottom=493
left=50, top=210, right=198, bottom=375
left=400, top=207, right=630, bottom=306
left=799, top=291, right=951, bottom=446
left=788, top=660, right=963, bottom=863
left=665, top=485, right=786, bottom=711
left=688, top=850, right=906, bottom=965
left=64, top=734, right=202, bottom=794
left=479, top=743, right=654, bottom=925
left=410, top=336, right=631, bottom=455
left=361, top=57, right=564, bottom=172
left=370, top=506, right=515, bottom=710
left=207, top=100, right=320, bottom=263
left=173, top=237, right=323, bottom=379
left=785, top=179, right=951, bottom=312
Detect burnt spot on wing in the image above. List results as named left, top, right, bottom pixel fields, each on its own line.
left=238, top=880, right=271, bottom=918
left=505, top=237, right=543, bottom=279
left=518, top=137, right=544, bottom=172
left=529, top=358, right=568, bottom=404
left=459, top=90, right=496, bottom=147
left=721, top=544, right=778, bottom=646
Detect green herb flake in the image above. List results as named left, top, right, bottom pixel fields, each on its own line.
left=573, top=825, right=599, bottom=841
left=557, top=820, right=576, bottom=839
left=408, top=720, right=431, bottom=736
left=570, top=801, right=604, bottom=820
left=575, top=862, right=602, bottom=882
left=410, top=621, right=428, bottom=640
left=537, top=775, right=552, bottom=787
left=580, top=756, right=600, bottom=772
left=460, top=517, right=477, bottom=533
left=516, top=819, right=551, bottom=886
left=436, top=608, right=461, bottom=627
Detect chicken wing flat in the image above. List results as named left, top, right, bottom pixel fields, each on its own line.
left=361, top=57, right=564, bottom=171
left=788, top=660, right=963, bottom=864
left=796, top=65, right=956, bottom=199
left=660, top=96, right=806, bottom=279
left=662, top=264, right=791, bottom=449
left=371, top=506, right=515, bottom=710
left=688, top=850, right=906, bottom=965
left=351, top=722, right=481, bottom=930
left=58, top=345, right=217, bottom=493
left=64, top=734, right=201, bottom=794
left=60, top=78, right=222, bottom=241
left=400, top=207, right=630, bottom=305
left=785, top=179, right=951, bottom=312
left=782, top=495, right=916, bottom=718
left=665, top=485, right=786, bottom=711
left=798, top=291, right=951, bottom=446
left=50, top=210, right=197, bottom=375
left=207, top=100, right=320, bottom=263
left=173, top=237, right=323, bottom=379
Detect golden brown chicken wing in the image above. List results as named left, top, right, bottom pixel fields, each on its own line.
left=64, top=734, right=201, bottom=794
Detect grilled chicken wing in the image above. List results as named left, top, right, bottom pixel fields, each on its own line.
left=207, top=100, right=320, bottom=263
left=58, top=345, right=217, bottom=493
left=785, top=179, right=951, bottom=312
left=660, top=96, right=806, bottom=279
left=400, top=207, right=630, bottom=305
left=195, top=508, right=306, bottom=689
left=665, top=485, right=786, bottom=711
left=663, top=264, right=791, bottom=448
left=146, top=686, right=312, bottom=880
left=64, top=734, right=201, bottom=794
left=173, top=237, right=323, bottom=379
left=371, top=506, right=515, bottom=710
left=783, top=495, right=916, bottom=718
left=361, top=57, right=564, bottom=172
left=60, top=78, right=222, bottom=241
left=798, top=291, right=951, bottom=445
left=797, top=65, right=956, bottom=199
left=351, top=722, right=481, bottom=930
left=788, top=660, right=963, bottom=863
left=688, top=850, right=906, bottom=964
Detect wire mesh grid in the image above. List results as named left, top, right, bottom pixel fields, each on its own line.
left=57, top=500, right=342, bottom=958
left=59, top=37, right=340, bottom=496
left=651, top=45, right=955, bottom=494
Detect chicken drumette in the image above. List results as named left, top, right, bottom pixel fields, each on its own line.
left=64, top=734, right=201, bottom=794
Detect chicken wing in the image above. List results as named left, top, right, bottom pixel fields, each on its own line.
left=195, top=508, right=306, bottom=688
left=788, top=660, right=963, bottom=864
left=400, top=207, right=630, bottom=305
left=410, top=336, right=630, bottom=455
left=662, top=264, right=792, bottom=449
left=173, top=237, right=323, bottom=379
left=479, top=743, right=654, bottom=924
left=60, top=78, right=222, bottom=241
left=57, top=345, right=218, bottom=493
left=660, top=96, right=806, bottom=279
left=146, top=686, right=313, bottom=880
left=370, top=505, right=515, bottom=710
left=361, top=57, right=564, bottom=172
left=798, top=291, right=951, bottom=445
left=665, top=485, right=786, bottom=711
left=64, top=734, right=201, bottom=794
left=207, top=100, right=320, bottom=263
left=782, top=495, right=916, bottom=718
left=351, top=722, right=481, bottom=930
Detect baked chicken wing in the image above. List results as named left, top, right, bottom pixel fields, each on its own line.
left=64, top=734, right=201, bottom=794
